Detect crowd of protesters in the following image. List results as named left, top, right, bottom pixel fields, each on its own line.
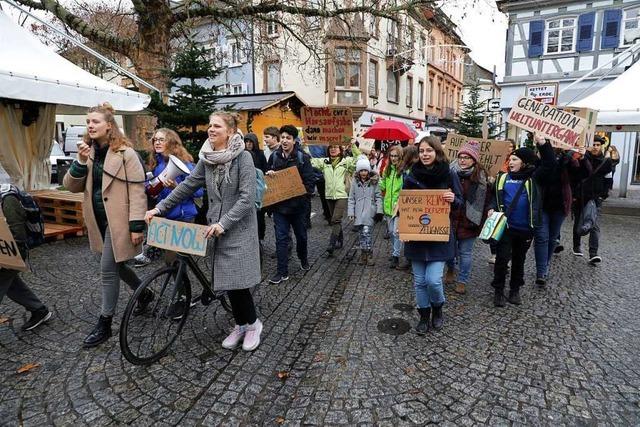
left=0, top=102, right=619, bottom=350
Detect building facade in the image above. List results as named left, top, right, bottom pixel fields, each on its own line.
left=462, top=56, right=502, bottom=136
left=497, top=0, right=640, bottom=192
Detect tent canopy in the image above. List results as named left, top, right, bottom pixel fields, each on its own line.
left=572, top=60, right=640, bottom=115
left=0, top=10, right=150, bottom=112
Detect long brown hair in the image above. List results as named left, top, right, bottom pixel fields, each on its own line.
left=418, top=136, right=448, bottom=164
left=147, top=128, right=194, bottom=171
left=83, top=103, right=132, bottom=152
left=383, top=145, right=404, bottom=178
left=399, top=145, right=419, bottom=175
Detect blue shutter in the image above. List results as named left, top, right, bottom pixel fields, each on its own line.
left=601, top=9, right=622, bottom=49
left=577, top=12, right=595, bottom=52
left=528, top=20, right=545, bottom=57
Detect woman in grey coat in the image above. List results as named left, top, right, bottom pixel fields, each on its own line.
left=145, top=112, right=263, bottom=352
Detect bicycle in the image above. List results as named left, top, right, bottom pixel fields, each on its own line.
left=119, top=252, right=232, bottom=365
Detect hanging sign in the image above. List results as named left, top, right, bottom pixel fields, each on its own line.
left=301, top=107, right=353, bottom=145
left=526, top=82, right=559, bottom=105
left=398, top=190, right=451, bottom=242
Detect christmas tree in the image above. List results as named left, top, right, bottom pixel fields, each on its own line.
left=457, top=80, right=485, bottom=138
left=150, top=42, right=222, bottom=158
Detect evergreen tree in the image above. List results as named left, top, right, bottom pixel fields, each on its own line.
left=150, top=42, right=222, bottom=158
left=457, top=80, right=485, bottom=138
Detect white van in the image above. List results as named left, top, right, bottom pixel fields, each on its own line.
left=64, top=126, right=86, bottom=154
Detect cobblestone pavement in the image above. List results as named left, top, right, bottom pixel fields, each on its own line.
left=1, top=200, right=639, bottom=426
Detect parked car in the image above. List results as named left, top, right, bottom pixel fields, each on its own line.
left=63, top=126, right=86, bottom=154
left=50, top=142, right=74, bottom=184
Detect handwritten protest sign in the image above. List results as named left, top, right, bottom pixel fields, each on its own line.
left=0, top=217, right=27, bottom=271
left=301, top=107, right=353, bottom=145
left=398, top=190, right=451, bottom=242
left=557, top=106, right=598, bottom=148
left=445, top=133, right=513, bottom=177
left=262, top=167, right=307, bottom=208
left=147, top=217, right=209, bottom=256
left=507, top=97, right=587, bottom=149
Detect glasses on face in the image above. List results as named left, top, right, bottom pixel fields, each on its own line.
left=389, top=155, right=399, bottom=159
left=152, top=137, right=166, bottom=143
left=458, top=155, right=472, bottom=161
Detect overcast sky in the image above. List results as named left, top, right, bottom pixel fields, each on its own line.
left=3, top=0, right=509, bottom=77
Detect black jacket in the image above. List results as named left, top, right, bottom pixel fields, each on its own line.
left=245, top=133, right=268, bottom=173
left=267, top=146, right=315, bottom=214
left=571, top=152, right=612, bottom=203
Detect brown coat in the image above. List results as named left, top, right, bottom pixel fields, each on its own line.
left=63, top=146, right=147, bottom=262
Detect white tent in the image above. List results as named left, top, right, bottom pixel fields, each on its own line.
left=0, top=10, right=151, bottom=189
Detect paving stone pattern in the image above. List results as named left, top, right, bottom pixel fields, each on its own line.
left=1, top=201, right=639, bottom=426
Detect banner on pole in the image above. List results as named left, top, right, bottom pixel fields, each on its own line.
left=301, top=107, right=353, bottom=145
left=398, top=190, right=451, bottom=242
left=147, top=217, right=209, bottom=256
left=0, top=217, right=27, bottom=271
left=262, top=167, right=307, bottom=207
left=445, top=133, right=513, bottom=177
left=507, top=97, right=587, bottom=149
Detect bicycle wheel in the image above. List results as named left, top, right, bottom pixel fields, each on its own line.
left=120, top=266, right=192, bottom=365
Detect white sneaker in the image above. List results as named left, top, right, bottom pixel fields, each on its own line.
left=221, top=325, right=245, bottom=349
left=242, top=319, right=263, bottom=351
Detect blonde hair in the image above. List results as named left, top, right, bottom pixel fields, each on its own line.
left=383, top=145, right=404, bottom=177
left=84, top=102, right=132, bottom=152
left=209, top=111, right=240, bottom=131
left=147, top=128, right=194, bottom=170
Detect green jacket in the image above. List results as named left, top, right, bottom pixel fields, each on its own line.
left=1, top=194, right=28, bottom=259
left=310, top=146, right=361, bottom=200
left=379, top=165, right=403, bottom=216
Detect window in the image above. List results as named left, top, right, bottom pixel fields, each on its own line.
left=265, top=62, right=281, bottom=92
left=406, top=75, right=413, bottom=108
left=266, top=21, right=279, bottom=37
left=368, top=60, right=378, bottom=97
left=369, top=16, right=379, bottom=38
left=408, top=27, right=415, bottom=58
left=387, top=71, right=399, bottom=103
left=622, top=8, right=640, bottom=46
left=545, top=17, right=576, bottom=54
left=428, top=78, right=434, bottom=105
left=231, top=84, right=245, bottom=94
left=428, top=36, right=436, bottom=62
left=334, top=47, right=362, bottom=104
left=419, top=35, right=426, bottom=63
left=203, top=43, right=223, bottom=68
left=229, top=39, right=245, bottom=65
left=418, top=80, right=424, bottom=110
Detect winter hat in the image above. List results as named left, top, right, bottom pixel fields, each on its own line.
left=512, top=147, right=537, bottom=165
left=458, top=140, right=481, bottom=163
left=356, top=156, right=371, bottom=173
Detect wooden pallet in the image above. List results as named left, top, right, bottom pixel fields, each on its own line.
left=31, top=190, right=85, bottom=228
left=43, top=223, right=85, bottom=240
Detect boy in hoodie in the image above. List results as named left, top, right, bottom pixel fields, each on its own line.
left=348, top=157, right=383, bottom=266
left=0, top=186, right=51, bottom=331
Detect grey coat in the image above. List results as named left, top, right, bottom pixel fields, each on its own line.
left=348, top=176, right=383, bottom=226
left=156, top=151, right=260, bottom=291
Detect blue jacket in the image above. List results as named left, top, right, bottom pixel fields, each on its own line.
left=147, top=154, right=204, bottom=221
left=402, top=165, right=463, bottom=263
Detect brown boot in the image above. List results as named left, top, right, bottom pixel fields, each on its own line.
left=366, top=251, right=375, bottom=266
left=358, top=250, right=367, bottom=265
left=444, top=267, right=456, bottom=285
left=455, top=282, right=466, bottom=295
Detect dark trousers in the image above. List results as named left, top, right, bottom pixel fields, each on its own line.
left=491, top=228, right=533, bottom=292
left=326, top=198, right=347, bottom=240
left=572, top=200, right=601, bottom=257
left=273, top=211, right=308, bottom=275
left=0, top=268, right=45, bottom=312
left=316, top=177, right=331, bottom=220
left=257, top=208, right=266, bottom=241
left=227, top=288, right=257, bottom=326
left=303, top=197, right=312, bottom=229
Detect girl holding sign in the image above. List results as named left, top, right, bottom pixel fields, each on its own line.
left=402, top=136, right=462, bottom=335
left=145, top=112, right=263, bottom=352
left=63, top=103, right=147, bottom=348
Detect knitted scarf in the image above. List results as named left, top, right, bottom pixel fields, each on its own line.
left=451, top=162, right=487, bottom=226
left=198, top=132, right=244, bottom=183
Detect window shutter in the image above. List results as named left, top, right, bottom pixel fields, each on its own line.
left=528, top=20, right=544, bottom=57
left=577, top=12, right=596, bottom=52
left=601, top=9, right=622, bottom=49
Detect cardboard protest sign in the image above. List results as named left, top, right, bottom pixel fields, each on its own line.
left=0, top=217, right=27, bottom=271
left=445, top=133, right=513, bottom=177
left=262, top=167, right=307, bottom=208
left=557, top=106, right=599, bottom=148
left=398, top=190, right=451, bottom=242
left=526, top=82, right=559, bottom=105
left=301, top=107, right=353, bottom=145
left=147, top=217, right=209, bottom=256
left=507, top=97, right=587, bottom=149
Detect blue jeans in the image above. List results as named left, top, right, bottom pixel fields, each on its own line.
left=411, top=260, right=446, bottom=308
left=534, top=210, right=566, bottom=279
left=446, top=237, right=476, bottom=284
left=358, top=225, right=373, bottom=251
left=386, top=215, right=403, bottom=257
left=273, top=212, right=308, bottom=276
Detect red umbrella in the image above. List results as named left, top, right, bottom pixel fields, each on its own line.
left=362, top=119, right=417, bottom=141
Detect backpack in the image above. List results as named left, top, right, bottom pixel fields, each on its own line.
left=0, top=184, right=45, bottom=249
left=255, top=168, right=267, bottom=210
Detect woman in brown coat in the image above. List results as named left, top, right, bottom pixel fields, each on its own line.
left=63, top=103, right=147, bottom=348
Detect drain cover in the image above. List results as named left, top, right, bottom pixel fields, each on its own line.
left=393, top=303, right=414, bottom=312
left=377, top=318, right=411, bottom=335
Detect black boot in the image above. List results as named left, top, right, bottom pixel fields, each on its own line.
left=133, top=288, right=154, bottom=315
left=415, top=308, right=431, bottom=335
left=389, top=256, right=399, bottom=269
left=83, top=315, right=113, bottom=348
left=431, top=304, right=444, bottom=330
left=335, top=229, right=344, bottom=249
left=327, top=234, right=336, bottom=257
left=494, top=289, right=506, bottom=307
left=508, top=288, right=522, bottom=305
